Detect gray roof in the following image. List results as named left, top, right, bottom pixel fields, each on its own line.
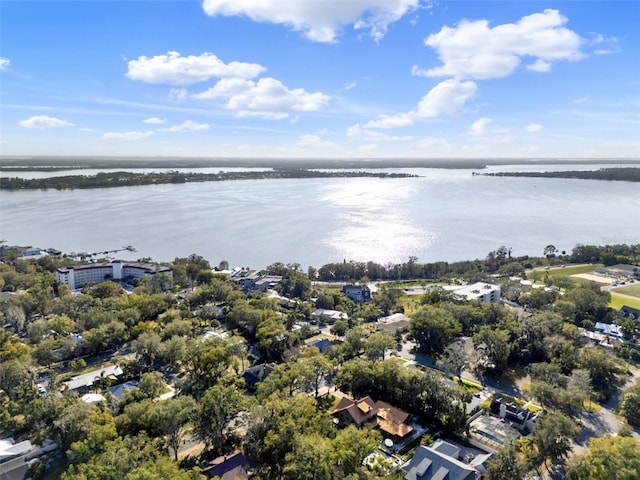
left=108, top=380, right=139, bottom=402
left=64, top=365, right=123, bottom=391
left=402, top=444, right=477, bottom=480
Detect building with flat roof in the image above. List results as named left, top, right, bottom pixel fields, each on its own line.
left=451, top=283, right=501, bottom=303
left=55, top=260, right=172, bottom=289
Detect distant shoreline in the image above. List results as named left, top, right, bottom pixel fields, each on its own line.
left=1, top=156, right=638, bottom=171
left=480, top=167, right=640, bottom=182
left=0, top=169, right=418, bottom=190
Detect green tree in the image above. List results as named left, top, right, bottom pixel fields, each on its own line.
left=244, top=394, right=331, bottom=478
left=193, top=383, right=249, bottom=455
left=331, top=425, right=380, bottom=476
left=437, top=340, right=468, bottom=379
left=473, top=326, right=511, bottom=375
left=132, top=332, right=163, bottom=371
left=619, top=379, right=640, bottom=427
left=373, top=285, right=402, bottom=315
left=578, top=346, right=620, bottom=394
left=410, top=305, right=461, bottom=354
left=61, top=434, right=169, bottom=480
left=138, top=371, right=166, bottom=399
left=531, top=411, right=579, bottom=471
left=566, top=436, right=640, bottom=480
left=299, top=350, right=334, bottom=398
left=363, top=330, right=396, bottom=361
left=183, top=337, right=232, bottom=396
left=126, top=455, right=204, bottom=480
left=485, top=441, right=528, bottom=480
left=147, top=396, right=196, bottom=460
left=283, top=434, right=333, bottom=480
left=330, top=319, right=348, bottom=337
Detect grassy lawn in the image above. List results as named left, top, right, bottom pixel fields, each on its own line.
left=583, top=399, right=602, bottom=413
left=454, top=377, right=483, bottom=393
left=615, top=283, right=640, bottom=297
left=610, top=292, right=640, bottom=310
left=304, top=333, right=334, bottom=343
left=546, top=264, right=601, bottom=277
left=318, top=393, right=341, bottom=412
left=386, top=356, right=410, bottom=366
left=398, top=295, right=422, bottom=315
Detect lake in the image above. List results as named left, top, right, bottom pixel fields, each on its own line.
left=1, top=164, right=638, bottom=268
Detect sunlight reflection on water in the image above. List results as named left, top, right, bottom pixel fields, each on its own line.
left=319, top=178, right=434, bottom=264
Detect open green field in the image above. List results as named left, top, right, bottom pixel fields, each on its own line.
left=615, top=283, right=640, bottom=297
left=546, top=264, right=601, bottom=277
left=610, top=292, right=640, bottom=310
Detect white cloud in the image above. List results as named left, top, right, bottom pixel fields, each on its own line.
left=416, top=79, right=477, bottom=117
left=469, top=117, right=509, bottom=136
left=296, top=134, right=335, bottom=147
left=525, top=123, right=543, bottom=132
left=201, top=0, right=421, bottom=42
left=470, top=117, right=493, bottom=135
left=344, top=82, right=357, bottom=90
left=143, top=117, right=166, bottom=124
left=18, top=115, right=74, bottom=129
left=169, top=88, right=188, bottom=103
left=193, top=77, right=330, bottom=119
left=126, top=51, right=265, bottom=86
left=347, top=124, right=412, bottom=141
left=364, top=79, right=476, bottom=128
left=365, top=113, right=414, bottom=129
left=103, top=131, right=154, bottom=140
left=588, top=32, right=618, bottom=55
left=161, top=120, right=210, bottom=132
left=421, top=9, right=585, bottom=80
left=526, top=59, right=552, bottom=72
left=0, top=57, right=9, bottom=70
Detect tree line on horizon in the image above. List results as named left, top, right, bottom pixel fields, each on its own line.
left=482, top=167, right=640, bottom=182
left=0, top=169, right=416, bottom=190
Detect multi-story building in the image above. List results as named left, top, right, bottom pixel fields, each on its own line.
left=55, top=260, right=172, bottom=289
left=452, top=282, right=501, bottom=303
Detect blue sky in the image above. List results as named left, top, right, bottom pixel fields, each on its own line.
left=1, top=0, right=638, bottom=158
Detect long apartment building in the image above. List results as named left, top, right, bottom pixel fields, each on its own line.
left=452, top=282, right=501, bottom=303
left=55, top=260, right=172, bottom=289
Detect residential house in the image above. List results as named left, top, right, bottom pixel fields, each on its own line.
left=1, top=438, right=58, bottom=480
left=401, top=440, right=481, bottom=480
left=466, top=413, right=521, bottom=451
left=231, top=269, right=282, bottom=293
left=376, top=313, right=410, bottom=333
left=312, top=308, right=348, bottom=323
left=242, top=363, right=275, bottom=391
left=331, top=396, right=413, bottom=442
left=342, top=284, right=372, bottom=303
left=620, top=305, right=640, bottom=320
left=595, top=322, right=624, bottom=340
left=202, top=452, right=250, bottom=479
left=306, top=338, right=332, bottom=354
left=108, top=380, right=139, bottom=402
left=489, top=397, right=539, bottom=435
left=62, top=365, right=123, bottom=393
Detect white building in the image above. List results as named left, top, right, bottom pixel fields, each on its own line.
left=451, top=282, right=501, bottom=303
left=55, top=260, right=172, bottom=289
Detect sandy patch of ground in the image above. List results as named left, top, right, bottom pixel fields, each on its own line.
left=573, top=273, right=611, bottom=284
